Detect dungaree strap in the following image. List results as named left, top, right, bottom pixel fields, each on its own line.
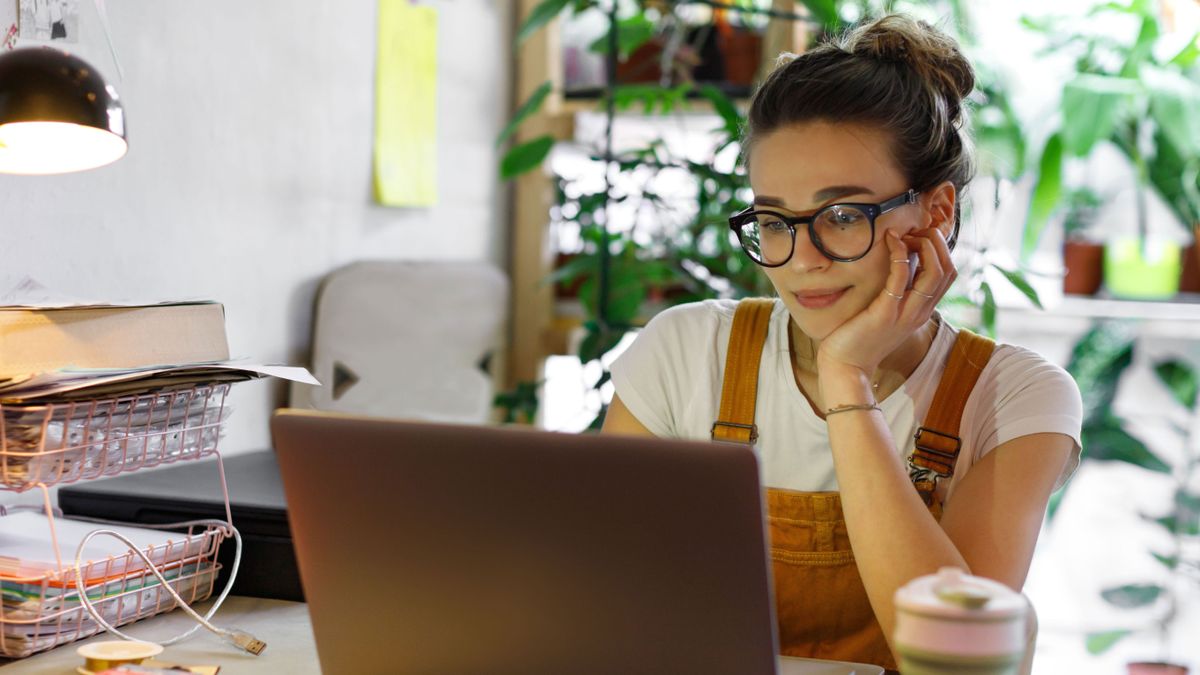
left=711, top=298, right=775, bottom=444
left=911, top=329, right=996, bottom=509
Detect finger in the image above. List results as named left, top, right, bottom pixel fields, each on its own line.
left=901, top=231, right=945, bottom=303
left=916, top=226, right=957, bottom=292
left=903, top=230, right=943, bottom=282
left=880, top=230, right=912, bottom=308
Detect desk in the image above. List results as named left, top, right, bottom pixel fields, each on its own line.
left=0, top=599, right=882, bottom=674
left=0, top=597, right=319, bottom=674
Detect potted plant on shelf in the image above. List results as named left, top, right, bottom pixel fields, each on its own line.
left=1019, top=0, right=1200, bottom=300
left=1061, top=187, right=1106, bottom=295
left=1057, top=322, right=1199, bottom=674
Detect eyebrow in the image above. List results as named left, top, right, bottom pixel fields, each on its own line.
left=755, top=185, right=876, bottom=209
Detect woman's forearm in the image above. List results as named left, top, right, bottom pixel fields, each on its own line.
left=818, top=362, right=968, bottom=653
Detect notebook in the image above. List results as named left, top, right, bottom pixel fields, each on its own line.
left=270, top=409, right=884, bottom=675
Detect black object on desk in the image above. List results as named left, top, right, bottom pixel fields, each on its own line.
left=57, top=450, right=303, bottom=602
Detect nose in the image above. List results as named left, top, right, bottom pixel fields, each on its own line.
left=787, top=225, right=831, bottom=273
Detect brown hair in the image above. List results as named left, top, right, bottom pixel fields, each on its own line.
left=744, top=14, right=976, bottom=244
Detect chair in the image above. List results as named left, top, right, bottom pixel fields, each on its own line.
left=289, top=260, right=508, bottom=424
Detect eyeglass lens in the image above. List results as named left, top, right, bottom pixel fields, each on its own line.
left=739, top=205, right=873, bottom=264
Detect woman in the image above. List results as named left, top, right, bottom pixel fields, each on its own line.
left=602, top=14, right=1082, bottom=671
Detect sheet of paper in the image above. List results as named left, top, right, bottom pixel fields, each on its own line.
left=0, top=361, right=319, bottom=401
left=372, top=0, right=438, bottom=207
left=0, top=512, right=215, bottom=580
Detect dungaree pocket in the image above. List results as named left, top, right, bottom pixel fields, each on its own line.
left=767, top=489, right=898, bottom=671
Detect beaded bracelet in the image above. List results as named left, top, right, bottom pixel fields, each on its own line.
left=825, top=403, right=881, bottom=417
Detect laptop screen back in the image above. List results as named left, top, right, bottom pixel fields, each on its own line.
left=271, top=410, right=778, bottom=675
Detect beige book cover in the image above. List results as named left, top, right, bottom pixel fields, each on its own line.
left=0, top=302, right=229, bottom=378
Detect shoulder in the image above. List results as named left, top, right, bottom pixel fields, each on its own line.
left=643, top=298, right=738, bottom=330
left=985, top=340, right=1082, bottom=406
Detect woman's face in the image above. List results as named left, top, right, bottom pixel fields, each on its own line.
left=747, top=121, right=945, bottom=341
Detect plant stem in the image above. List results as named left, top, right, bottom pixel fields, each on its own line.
left=598, top=0, right=618, bottom=330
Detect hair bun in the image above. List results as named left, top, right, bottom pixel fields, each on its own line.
left=843, top=15, right=975, bottom=120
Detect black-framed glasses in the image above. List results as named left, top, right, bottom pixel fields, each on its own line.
left=728, top=189, right=919, bottom=266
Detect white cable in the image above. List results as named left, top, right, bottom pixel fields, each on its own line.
left=70, top=519, right=265, bottom=654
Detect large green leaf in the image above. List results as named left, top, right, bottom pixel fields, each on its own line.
left=1060, top=74, right=1137, bottom=157
left=979, top=281, right=996, bottom=338
left=991, top=264, right=1043, bottom=309
left=1086, top=630, right=1132, bottom=655
left=1152, top=514, right=1200, bottom=537
left=1021, top=133, right=1063, bottom=263
left=1168, top=33, right=1200, bottom=68
left=1153, top=359, right=1198, bottom=410
left=577, top=320, right=627, bottom=363
left=795, top=0, right=840, bottom=29
left=495, top=81, right=552, bottom=149
left=1101, top=583, right=1165, bottom=608
left=1066, top=323, right=1134, bottom=424
left=500, top=135, right=555, bottom=179
left=698, top=85, right=743, bottom=139
left=1146, top=66, right=1200, bottom=160
left=516, top=0, right=572, bottom=46
left=1082, top=421, right=1170, bottom=472
left=587, top=14, right=655, bottom=61
left=1119, top=12, right=1160, bottom=78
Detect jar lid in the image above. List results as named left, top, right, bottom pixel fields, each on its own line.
left=894, top=567, right=1027, bottom=620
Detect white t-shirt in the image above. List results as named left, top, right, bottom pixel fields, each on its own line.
left=610, top=299, right=1082, bottom=504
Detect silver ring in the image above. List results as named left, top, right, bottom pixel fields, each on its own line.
left=911, top=289, right=935, bottom=299
left=883, top=289, right=904, bottom=300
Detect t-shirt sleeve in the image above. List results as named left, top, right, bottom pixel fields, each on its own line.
left=968, top=346, right=1084, bottom=491
left=609, top=303, right=714, bottom=438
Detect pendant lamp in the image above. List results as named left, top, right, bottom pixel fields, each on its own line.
left=0, top=47, right=127, bottom=175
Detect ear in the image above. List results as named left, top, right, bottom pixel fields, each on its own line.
left=923, top=181, right=957, bottom=238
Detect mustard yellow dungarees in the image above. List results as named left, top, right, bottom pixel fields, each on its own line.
left=711, top=298, right=995, bottom=672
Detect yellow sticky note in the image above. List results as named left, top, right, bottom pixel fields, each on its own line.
left=374, top=0, right=437, bottom=207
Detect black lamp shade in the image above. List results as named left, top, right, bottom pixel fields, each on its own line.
left=0, top=47, right=127, bottom=174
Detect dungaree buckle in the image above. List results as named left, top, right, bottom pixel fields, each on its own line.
left=711, top=421, right=758, bottom=444
left=913, top=426, right=961, bottom=475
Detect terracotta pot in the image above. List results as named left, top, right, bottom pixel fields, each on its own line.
left=1127, top=662, right=1189, bottom=675
left=1063, top=239, right=1105, bottom=295
left=718, top=29, right=762, bottom=86
left=1179, top=238, right=1200, bottom=293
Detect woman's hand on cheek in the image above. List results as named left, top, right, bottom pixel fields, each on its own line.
left=815, top=226, right=956, bottom=382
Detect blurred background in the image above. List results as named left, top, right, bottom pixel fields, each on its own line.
left=499, top=1, right=1200, bottom=672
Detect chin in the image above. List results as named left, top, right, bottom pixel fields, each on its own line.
left=781, top=292, right=866, bottom=340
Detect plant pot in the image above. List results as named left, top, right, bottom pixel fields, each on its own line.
left=1103, top=237, right=1183, bottom=300
left=717, top=28, right=762, bottom=87
left=1063, top=239, right=1105, bottom=295
left=1179, top=237, right=1200, bottom=294
left=1127, top=662, right=1189, bottom=675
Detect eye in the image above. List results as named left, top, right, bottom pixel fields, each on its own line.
left=756, top=214, right=790, bottom=234
left=821, top=206, right=868, bottom=228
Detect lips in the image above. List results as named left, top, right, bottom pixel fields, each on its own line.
left=792, top=287, right=849, bottom=309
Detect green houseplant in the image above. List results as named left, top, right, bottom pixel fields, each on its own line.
left=1020, top=0, right=1200, bottom=299
left=1059, top=322, right=1199, bottom=671
left=496, top=0, right=1046, bottom=426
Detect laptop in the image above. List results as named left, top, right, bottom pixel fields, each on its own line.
left=270, top=409, right=883, bottom=675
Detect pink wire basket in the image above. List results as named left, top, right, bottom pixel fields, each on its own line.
left=0, top=384, right=230, bottom=491
left=0, top=519, right=225, bottom=658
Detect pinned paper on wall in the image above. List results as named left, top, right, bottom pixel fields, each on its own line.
left=373, top=0, right=437, bottom=207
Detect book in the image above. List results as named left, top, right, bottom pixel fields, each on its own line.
left=0, top=302, right=229, bottom=379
